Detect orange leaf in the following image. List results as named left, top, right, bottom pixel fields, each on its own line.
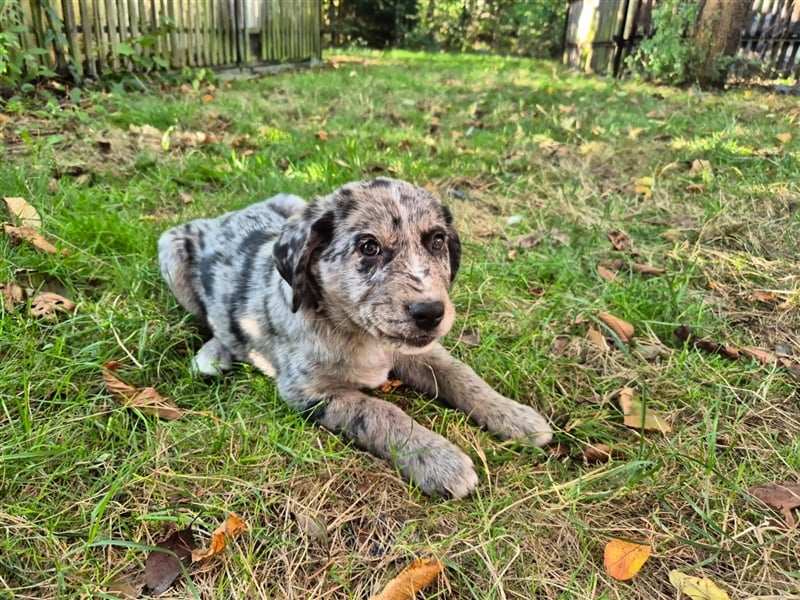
left=370, top=557, right=445, bottom=600
left=597, top=265, right=618, bottom=282
left=597, top=311, right=634, bottom=342
left=604, top=539, right=651, bottom=581
left=586, top=325, right=609, bottom=351
left=191, top=513, right=247, bottom=562
left=30, top=292, right=75, bottom=319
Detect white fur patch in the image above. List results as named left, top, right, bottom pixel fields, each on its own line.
left=248, top=350, right=276, bottom=378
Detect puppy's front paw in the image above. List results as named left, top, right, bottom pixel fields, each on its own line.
left=191, top=338, right=233, bottom=377
left=483, top=397, right=553, bottom=446
left=397, top=438, right=478, bottom=499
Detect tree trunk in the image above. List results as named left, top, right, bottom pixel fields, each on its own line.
left=692, top=0, right=750, bottom=87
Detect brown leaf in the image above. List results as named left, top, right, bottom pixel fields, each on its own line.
left=685, top=183, right=706, bottom=193
left=748, top=482, right=800, bottom=528
left=597, top=265, right=618, bottom=282
left=455, top=327, right=481, bottom=348
left=315, top=130, right=329, bottom=141
left=597, top=312, right=634, bottom=342
left=630, top=262, right=665, bottom=276
left=3, top=197, right=41, bottom=229
left=675, top=325, right=739, bottom=359
left=750, top=290, right=777, bottom=303
left=378, top=379, right=404, bottom=393
left=2, top=223, right=60, bottom=254
left=740, top=346, right=777, bottom=366
left=512, top=232, right=542, bottom=249
left=30, top=292, right=75, bottom=319
left=551, top=335, right=571, bottom=355
left=1, top=281, right=25, bottom=312
left=689, top=159, right=711, bottom=175
left=583, top=443, right=615, bottom=464
left=370, top=557, right=445, bottom=600
left=607, top=230, right=630, bottom=251
left=291, top=512, right=328, bottom=542
left=102, top=363, right=183, bottom=420
left=777, top=133, right=792, bottom=144
left=586, top=325, right=610, bottom=351
left=144, top=527, right=196, bottom=595
left=618, top=387, right=672, bottom=433
left=191, top=513, right=247, bottom=562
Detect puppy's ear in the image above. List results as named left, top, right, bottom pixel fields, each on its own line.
left=442, top=205, right=461, bottom=283
left=273, top=208, right=335, bottom=312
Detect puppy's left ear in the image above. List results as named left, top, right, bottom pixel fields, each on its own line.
left=273, top=208, right=335, bottom=312
left=442, top=205, right=461, bottom=283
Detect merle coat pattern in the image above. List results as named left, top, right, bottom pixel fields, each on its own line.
left=158, top=178, right=552, bottom=498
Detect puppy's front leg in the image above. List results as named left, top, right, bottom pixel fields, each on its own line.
left=300, top=389, right=478, bottom=499
left=394, top=345, right=553, bottom=446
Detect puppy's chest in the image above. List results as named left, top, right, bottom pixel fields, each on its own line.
left=339, top=343, right=394, bottom=389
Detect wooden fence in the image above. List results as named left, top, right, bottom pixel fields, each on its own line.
left=564, top=0, right=800, bottom=80
left=4, top=0, right=322, bottom=80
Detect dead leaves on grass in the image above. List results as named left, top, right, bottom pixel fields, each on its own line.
left=143, top=514, right=247, bottom=596
left=2, top=196, right=63, bottom=255
left=668, top=570, right=731, bottom=600
left=603, top=539, right=651, bottom=581
left=370, top=557, right=445, bottom=600
left=102, top=361, right=183, bottom=420
left=747, top=481, right=800, bottom=528
left=617, top=387, right=672, bottom=434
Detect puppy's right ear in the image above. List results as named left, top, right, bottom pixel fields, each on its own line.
left=273, top=207, right=335, bottom=312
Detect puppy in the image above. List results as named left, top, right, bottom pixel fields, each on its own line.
left=159, top=178, right=552, bottom=498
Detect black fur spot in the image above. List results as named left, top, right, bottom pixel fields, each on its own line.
left=367, top=178, right=391, bottom=188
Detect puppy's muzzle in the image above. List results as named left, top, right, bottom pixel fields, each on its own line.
left=408, top=300, right=445, bottom=332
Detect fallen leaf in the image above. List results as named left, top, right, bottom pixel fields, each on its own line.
left=315, top=130, right=329, bottom=141
left=512, top=232, right=542, bottom=248
left=102, top=362, right=183, bottom=420
left=191, top=513, right=247, bottom=562
left=551, top=335, right=571, bottom=355
left=630, top=262, right=665, bottom=276
left=740, top=346, right=776, bottom=366
left=1, top=281, right=25, bottom=312
left=144, top=527, right=196, bottom=596
left=455, top=327, right=481, bottom=348
left=748, top=482, right=800, bottom=528
left=2, top=223, right=60, bottom=254
left=777, top=133, right=792, bottom=144
left=30, top=292, right=75, bottom=319
left=634, top=176, right=653, bottom=199
left=689, top=159, right=711, bottom=175
left=586, top=326, right=610, bottom=351
left=370, top=557, right=445, bottom=600
left=597, top=312, right=634, bottom=342
left=675, top=325, right=740, bottom=359
left=603, top=539, right=651, bottom=581
left=618, top=387, right=672, bottom=433
left=668, top=570, right=731, bottom=600
left=597, top=265, right=618, bottom=282
left=583, top=443, right=615, bottom=464
left=750, top=290, right=777, bottom=303
left=685, top=183, right=706, bottom=193
left=634, top=341, right=668, bottom=361
left=3, top=197, right=42, bottom=229
left=378, top=379, right=404, bottom=393
left=291, top=511, right=328, bottom=542
left=607, top=230, right=630, bottom=251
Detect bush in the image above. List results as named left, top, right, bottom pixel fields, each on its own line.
left=626, top=0, right=700, bottom=85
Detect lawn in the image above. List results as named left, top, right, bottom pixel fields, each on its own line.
left=1, top=49, right=799, bottom=599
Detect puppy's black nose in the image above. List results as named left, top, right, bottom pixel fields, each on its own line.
left=408, top=301, right=445, bottom=331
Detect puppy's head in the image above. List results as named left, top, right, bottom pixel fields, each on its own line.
left=273, top=178, right=461, bottom=353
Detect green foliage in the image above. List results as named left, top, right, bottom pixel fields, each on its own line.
left=0, top=0, right=57, bottom=92
left=326, top=0, right=565, bottom=58
left=626, top=0, right=700, bottom=85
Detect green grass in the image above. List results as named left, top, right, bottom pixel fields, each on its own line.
left=2, top=49, right=799, bottom=599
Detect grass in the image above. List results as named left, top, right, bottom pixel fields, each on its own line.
left=1, top=49, right=799, bottom=599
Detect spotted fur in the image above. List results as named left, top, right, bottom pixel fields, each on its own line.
left=158, top=178, right=552, bottom=498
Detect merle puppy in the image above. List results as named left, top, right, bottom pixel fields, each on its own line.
left=159, top=178, right=552, bottom=498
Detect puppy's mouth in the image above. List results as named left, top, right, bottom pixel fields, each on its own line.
left=383, top=332, right=437, bottom=348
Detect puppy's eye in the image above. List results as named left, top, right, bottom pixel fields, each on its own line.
left=429, top=233, right=446, bottom=252
left=360, top=239, right=381, bottom=257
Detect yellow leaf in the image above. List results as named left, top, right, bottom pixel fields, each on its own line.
left=634, top=176, right=653, bottom=199
left=603, top=539, right=651, bottom=581
left=668, top=570, right=731, bottom=600
left=777, top=133, right=792, bottom=144
left=618, top=387, right=672, bottom=433
left=370, top=557, right=445, bottom=600
left=3, top=197, right=41, bottom=229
